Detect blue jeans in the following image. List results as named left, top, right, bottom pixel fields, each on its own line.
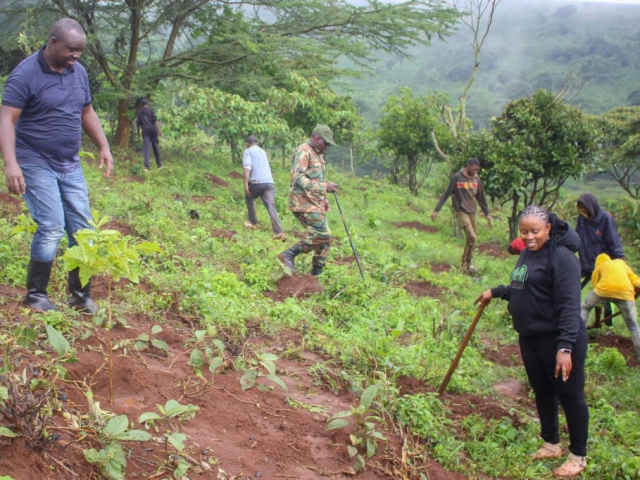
left=20, top=163, right=93, bottom=262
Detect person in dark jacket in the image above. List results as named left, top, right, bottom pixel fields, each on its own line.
left=136, top=98, right=163, bottom=171
left=432, top=158, right=491, bottom=275
left=476, top=206, right=588, bottom=478
left=576, top=192, right=624, bottom=327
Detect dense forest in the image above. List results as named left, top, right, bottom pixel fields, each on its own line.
left=342, top=0, right=640, bottom=128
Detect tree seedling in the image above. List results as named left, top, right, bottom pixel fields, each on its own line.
left=326, top=385, right=387, bottom=472
left=239, top=351, right=288, bottom=392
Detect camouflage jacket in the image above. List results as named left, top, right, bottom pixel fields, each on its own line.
left=289, top=141, right=330, bottom=213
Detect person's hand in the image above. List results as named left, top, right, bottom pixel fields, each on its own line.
left=474, top=289, right=493, bottom=306
left=431, top=212, right=438, bottom=223
left=4, top=164, right=26, bottom=195
left=555, top=350, right=573, bottom=382
left=244, top=184, right=251, bottom=197
left=486, top=215, right=492, bottom=228
left=98, top=148, right=114, bottom=178
left=326, top=182, right=338, bottom=192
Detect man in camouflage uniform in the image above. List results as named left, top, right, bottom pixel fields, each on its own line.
left=278, top=125, right=338, bottom=276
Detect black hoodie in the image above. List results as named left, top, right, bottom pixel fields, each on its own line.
left=491, top=215, right=582, bottom=351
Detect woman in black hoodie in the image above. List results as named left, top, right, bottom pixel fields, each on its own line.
left=476, top=206, right=588, bottom=478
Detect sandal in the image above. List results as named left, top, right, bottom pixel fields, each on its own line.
left=553, top=453, right=586, bottom=478
left=533, top=442, right=563, bottom=460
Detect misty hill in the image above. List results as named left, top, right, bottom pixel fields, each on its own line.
left=339, top=0, right=640, bottom=128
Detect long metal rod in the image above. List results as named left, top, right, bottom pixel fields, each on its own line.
left=438, top=303, right=487, bottom=395
left=332, top=191, right=365, bottom=280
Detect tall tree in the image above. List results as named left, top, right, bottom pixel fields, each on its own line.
left=462, top=90, right=597, bottom=238
left=596, top=106, right=640, bottom=199
left=0, top=0, right=458, bottom=147
left=377, top=88, right=452, bottom=195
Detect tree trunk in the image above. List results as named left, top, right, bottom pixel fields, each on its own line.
left=350, top=145, right=354, bottom=174
left=113, top=99, right=133, bottom=147
left=408, top=156, right=418, bottom=195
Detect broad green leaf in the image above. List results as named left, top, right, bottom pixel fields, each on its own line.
left=0, top=427, right=16, bottom=438
left=151, top=325, right=163, bottom=334
left=139, top=412, right=162, bottom=423
left=260, top=360, right=276, bottom=376
left=260, top=353, right=279, bottom=362
left=116, top=429, right=152, bottom=442
left=104, top=415, right=129, bottom=438
left=0, top=386, right=8, bottom=403
left=15, top=326, right=36, bottom=347
left=83, top=448, right=101, bottom=463
left=328, top=410, right=353, bottom=419
left=174, top=458, right=189, bottom=477
left=45, top=325, right=70, bottom=357
left=136, top=333, right=150, bottom=342
left=151, top=339, right=169, bottom=353
left=167, top=432, right=186, bottom=451
left=347, top=445, right=358, bottom=458
left=366, top=437, right=376, bottom=458
left=212, top=339, right=225, bottom=352
left=189, top=349, right=204, bottom=369
left=209, top=356, right=224, bottom=374
left=240, top=371, right=257, bottom=391
left=359, top=385, right=379, bottom=409
left=354, top=454, right=366, bottom=472
left=266, top=374, right=288, bottom=392
left=326, top=418, right=349, bottom=430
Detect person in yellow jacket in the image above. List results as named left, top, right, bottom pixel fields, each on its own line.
left=580, top=253, right=640, bottom=359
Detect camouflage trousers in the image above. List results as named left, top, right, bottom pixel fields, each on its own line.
left=293, top=211, right=332, bottom=268
left=456, top=211, right=477, bottom=271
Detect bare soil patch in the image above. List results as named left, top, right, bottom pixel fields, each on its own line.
left=205, top=173, right=230, bottom=187
left=210, top=229, right=236, bottom=240
left=394, top=221, right=438, bottom=233
left=403, top=280, right=443, bottom=299
left=430, top=262, right=453, bottom=274
left=0, top=191, right=23, bottom=216
left=335, top=255, right=356, bottom=265
left=590, top=333, right=640, bottom=368
left=124, top=175, right=146, bottom=184
left=228, top=171, right=244, bottom=179
left=477, top=242, right=508, bottom=259
left=106, top=219, right=135, bottom=236
left=483, top=343, right=523, bottom=367
left=265, top=275, right=323, bottom=302
left=193, top=195, right=215, bottom=203
left=493, top=380, right=526, bottom=399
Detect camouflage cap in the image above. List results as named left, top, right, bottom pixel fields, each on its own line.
left=313, top=124, right=336, bottom=146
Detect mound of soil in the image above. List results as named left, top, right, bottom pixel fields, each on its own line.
left=430, top=262, right=453, bottom=274
left=205, top=173, right=230, bottom=187
left=590, top=333, right=640, bottom=367
left=106, top=219, right=134, bottom=236
left=483, top=343, right=523, bottom=367
left=403, top=280, right=443, bottom=299
left=265, top=275, right=323, bottom=302
left=394, top=221, right=438, bottom=233
left=493, top=380, right=526, bottom=399
left=193, top=195, right=215, bottom=203
left=210, top=229, right=236, bottom=240
left=335, top=255, right=356, bottom=265
left=477, top=242, right=508, bottom=259
left=0, top=293, right=417, bottom=479
left=0, top=191, right=23, bottom=216
left=228, top=171, right=244, bottom=179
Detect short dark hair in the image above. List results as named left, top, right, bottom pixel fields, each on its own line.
left=246, top=135, right=259, bottom=145
left=467, top=158, right=480, bottom=167
left=139, top=98, right=149, bottom=106
left=50, top=18, right=85, bottom=41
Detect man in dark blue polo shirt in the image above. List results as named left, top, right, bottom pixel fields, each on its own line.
left=0, top=18, right=113, bottom=313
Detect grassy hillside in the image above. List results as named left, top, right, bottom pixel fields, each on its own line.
left=0, top=137, right=639, bottom=478
left=339, top=0, right=640, bottom=128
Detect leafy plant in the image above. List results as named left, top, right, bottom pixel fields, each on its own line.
left=184, top=329, right=226, bottom=378
left=134, top=325, right=169, bottom=354
left=239, top=352, right=288, bottom=392
left=63, top=212, right=162, bottom=404
left=139, top=399, right=199, bottom=478
left=326, top=385, right=387, bottom=472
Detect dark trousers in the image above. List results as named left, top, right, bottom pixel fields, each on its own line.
left=519, top=326, right=589, bottom=457
left=143, top=133, right=161, bottom=168
left=581, top=275, right=613, bottom=322
left=245, top=183, right=283, bottom=234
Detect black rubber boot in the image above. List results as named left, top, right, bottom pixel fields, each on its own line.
left=278, top=244, right=304, bottom=274
left=24, top=259, right=58, bottom=312
left=311, top=258, right=324, bottom=276
left=68, top=268, right=98, bottom=314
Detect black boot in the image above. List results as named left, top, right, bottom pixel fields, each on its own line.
left=68, top=268, right=98, bottom=314
left=278, top=244, right=304, bottom=274
left=24, top=259, right=58, bottom=312
left=311, top=258, right=324, bottom=276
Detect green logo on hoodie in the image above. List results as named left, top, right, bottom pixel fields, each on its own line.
left=510, top=264, right=528, bottom=285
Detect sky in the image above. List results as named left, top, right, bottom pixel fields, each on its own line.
left=568, top=0, right=640, bottom=3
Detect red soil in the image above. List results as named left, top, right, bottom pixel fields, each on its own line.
left=477, top=243, right=508, bottom=259
left=403, top=280, right=444, bottom=299
left=205, top=173, right=230, bottom=187
left=264, top=275, right=323, bottom=302
left=228, top=171, right=244, bottom=179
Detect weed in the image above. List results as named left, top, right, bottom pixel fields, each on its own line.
left=238, top=351, right=288, bottom=392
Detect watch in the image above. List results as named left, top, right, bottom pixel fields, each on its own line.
left=558, top=348, right=572, bottom=354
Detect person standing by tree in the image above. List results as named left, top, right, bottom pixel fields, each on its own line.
left=432, top=158, right=491, bottom=274
left=476, top=206, right=588, bottom=478
left=242, top=135, right=285, bottom=241
left=576, top=192, right=624, bottom=328
left=136, top=98, right=163, bottom=171
left=278, top=125, right=338, bottom=276
left=0, top=18, right=113, bottom=313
